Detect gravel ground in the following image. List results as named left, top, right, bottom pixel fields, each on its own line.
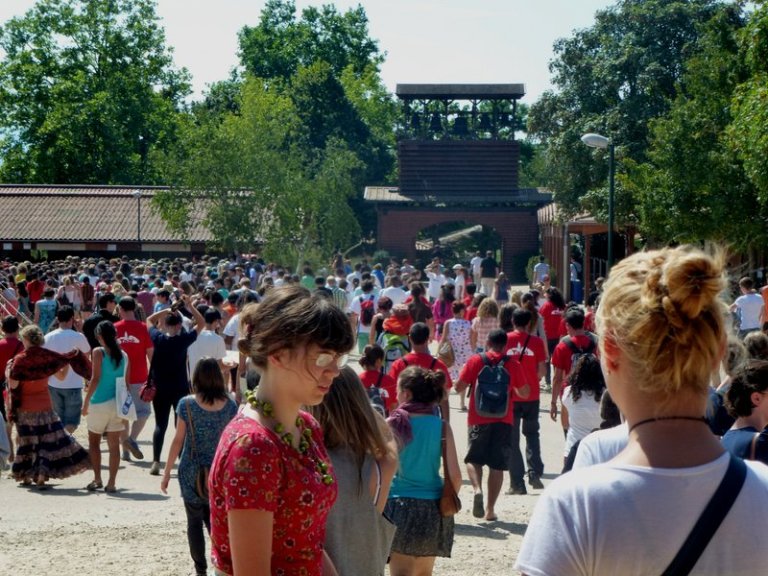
left=0, top=364, right=566, bottom=576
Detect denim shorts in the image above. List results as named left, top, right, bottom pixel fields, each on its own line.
left=128, top=383, right=152, bottom=419
left=48, top=387, right=83, bottom=429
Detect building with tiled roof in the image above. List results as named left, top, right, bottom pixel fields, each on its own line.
left=0, top=184, right=213, bottom=259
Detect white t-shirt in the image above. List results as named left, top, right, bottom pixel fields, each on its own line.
left=222, top=313, right=241, bottom=352
left=349, top=293, right=377, bottom=334
left=453, top=274, right=466, bottom=300
left=426, top=272, right=445, bottom=301
left=187, top=329, right=227, bottom=378
left=533, top=261, right=550, bottom=283
left=470, top=256, right=482, bottom=276
left=380, top=286, right=407, bottom=307
left=562, top=386, right=603, bottom=456
left=43, top=328, right=90, bottom=389
left=572, top=422, right=629, bottom=469
left=734, top=292, right=763, bottom=330
left=515, top=453, right=768, bottom=576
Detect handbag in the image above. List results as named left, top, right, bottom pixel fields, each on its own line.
left=439, top=421, right=462, bottom=516
left=139, top=355, right=157, bottom=403
left=437, top=340, right=455, bottom=369
left=115, top=376, right=137, bottom=421
left=186, top=402, right=210, bottom=500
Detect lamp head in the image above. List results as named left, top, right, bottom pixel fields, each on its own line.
left=581, top=133, right=610, bottom=149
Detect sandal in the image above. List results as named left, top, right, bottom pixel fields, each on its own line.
left=104, top=485, right=117, bottom=494
left=86, top=481, right=103, bottom=491
left=472, top=493, right=485, bottom=519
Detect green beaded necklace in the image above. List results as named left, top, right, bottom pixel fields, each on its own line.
left=246, top=391, right=334, bottom=486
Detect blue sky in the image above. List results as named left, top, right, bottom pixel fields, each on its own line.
left=0, top=0, right=615, bottom=104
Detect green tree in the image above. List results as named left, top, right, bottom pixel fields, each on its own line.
left=238, top=0, right=383, bottom=82
left=0, top=0, right=189, bottom=184
left=627, top=6, right=766, bottom=248
left=528, top=0, right=726, bottom=222
left=729, top=1, right=768, bottom=205
left=154, top=78, right=361, bottom=262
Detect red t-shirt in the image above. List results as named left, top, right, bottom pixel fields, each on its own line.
left=551, top=333, right=599, bottom=374
left=584, top=310, right=596, bottom=333
left=210, top=411, right=337, bottom=576
left=539, top=301, right=564, bottom=340
left=0, top=336, right=24, bottom=379
left=466, top=306, right=479, bottom=322
left=359, top=369, right=398, bottom=412
left=388, top=352, right=453, bottom=390
left=504, top=331, right=546, bottom=402
left=26, top=280, right=44, bottom=305
left=459, top=350, right=526, bottom=425
left=114, top=319, right=153, bottom=384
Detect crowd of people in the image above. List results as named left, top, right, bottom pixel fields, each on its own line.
left=2, top=246, right=768, bottom=575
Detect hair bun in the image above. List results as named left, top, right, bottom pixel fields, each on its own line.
left=664, top=252, right=724, bottom=320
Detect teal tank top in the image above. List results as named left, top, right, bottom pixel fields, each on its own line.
left=91, top=349, right=126, bottom=404
left=389, top=414, right=443, bottom=500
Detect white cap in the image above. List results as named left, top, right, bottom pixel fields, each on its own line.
left=452, top=264, right=463, bottom=270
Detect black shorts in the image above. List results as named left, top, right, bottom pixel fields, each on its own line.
left=465, top=422, right=513, bottom=471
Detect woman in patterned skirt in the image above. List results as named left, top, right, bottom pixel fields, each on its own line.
left=5, top=325, right=90, bottom=488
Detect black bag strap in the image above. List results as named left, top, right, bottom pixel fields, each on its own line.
left=661, top=454, right=747, bottom=576
left=518, top=333, right=532, bottom=362
left=375, top=370, right=384, bottom=389
left=186, top=401, right=199, bottom=465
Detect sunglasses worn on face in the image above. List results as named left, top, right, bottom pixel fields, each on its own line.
left=314, top=352, right=348, bottom=369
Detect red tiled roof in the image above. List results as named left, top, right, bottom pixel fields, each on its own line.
left=0, top=184, right=212, bottom=243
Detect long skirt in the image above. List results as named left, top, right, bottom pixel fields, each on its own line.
left=12, top=409, right=90, bottom=483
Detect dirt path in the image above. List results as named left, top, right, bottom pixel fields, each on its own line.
left=0, top=383, right=565, bottom=576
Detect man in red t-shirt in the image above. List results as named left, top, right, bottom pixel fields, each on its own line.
left=504, top=309, right=547, bottom=494
left=457, top=329, right=529, bottom=521
left=114, top=297, right=154, bottom=461
left=550, top=307, right=598, bottom=422
left=26, top=272, right=45, bottom=308
left=388, top=322, right=452, bottom=420
left=0, top=315, right=23, bottom=459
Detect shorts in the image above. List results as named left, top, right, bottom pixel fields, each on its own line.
left=48, top=387, right=83, bottom=429
left=87, top=401, right=126, bottom=434
left=385, top=497, right=454, bottom=557
left=465, top=422, right=513, bottom=471
left=128, top=383, right=152, bottom=419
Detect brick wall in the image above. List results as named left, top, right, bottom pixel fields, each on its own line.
left=377, top=206, right=539, bottom=282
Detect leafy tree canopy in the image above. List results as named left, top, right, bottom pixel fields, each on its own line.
left=528, top=0, right=726, bottom=222
left=0, top=0, right=190, bottom=184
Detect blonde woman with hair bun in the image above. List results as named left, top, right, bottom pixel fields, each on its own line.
left=516, top=246, right=768, bottom=576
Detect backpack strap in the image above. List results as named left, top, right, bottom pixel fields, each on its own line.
left=661, top=455, right=747, bottom=576
left=750, top=432, right=760, bottom=461
left=376, top=370, right=384, bottom=389
left=429, top=357, right=437, bottom=370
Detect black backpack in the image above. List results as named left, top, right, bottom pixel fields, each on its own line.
left=562, top=333, right=597, bottom=373
left=473, top=353, right=512, bottom=418
left=368, top=372, right=387, bottom=416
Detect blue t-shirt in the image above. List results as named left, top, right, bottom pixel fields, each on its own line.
left=389, top=414, right=443, bottom=500
left=722, top=426, right=768, bottom=464
left=91, top=350, right=126, bottom=405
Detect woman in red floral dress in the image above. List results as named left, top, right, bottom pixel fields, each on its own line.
left=209, top=285, right=354, bottom=576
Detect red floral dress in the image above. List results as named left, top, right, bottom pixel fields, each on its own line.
left=210, top=410, right=337, bottom=576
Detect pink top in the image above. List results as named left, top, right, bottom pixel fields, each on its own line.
left=472, top=316, right=500, bottom=350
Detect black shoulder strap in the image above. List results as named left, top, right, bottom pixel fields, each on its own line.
left=562, top=335, right=578, bottom=353
left=376, top=370, right=384, bottom=388
left=429, top=356, right=436, bottom=370
left=661, top=455, right=747, bottom=576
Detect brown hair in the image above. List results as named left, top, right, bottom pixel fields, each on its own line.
left=477, top=297, right=499, bottom=320
left=237, top=285, right=354, bottom=369
left=397, top=365, right=445, bottom=405
left=309, top=367, right=391, bottom=489
left=596, top=246, right=727, bottom=402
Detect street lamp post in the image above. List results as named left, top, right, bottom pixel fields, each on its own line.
left=581, top=133, right=615, bottom=272
left=132, top=190, right=142, bottom=246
